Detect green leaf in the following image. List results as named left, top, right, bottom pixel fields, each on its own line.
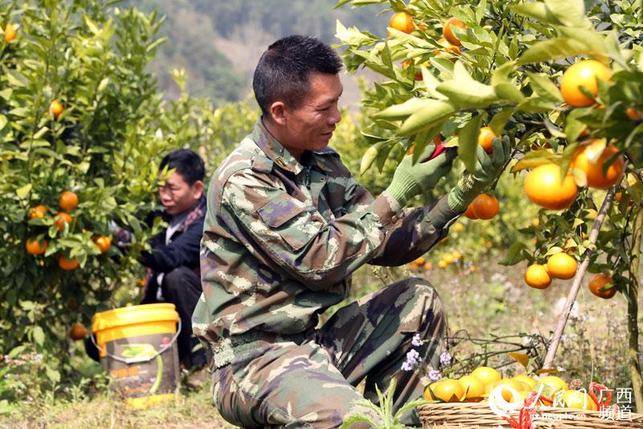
left=16, top=183, right=32, bottom=199
left=398, top=100, right=456, bottom=136
left=32, top=326, right=45, bottom=346
left=543, top=0, right=591, bottom=28
left=494, top=82, right=524, bottom=103
left=489, top=108, right=515, bottom=135
left=6, top=70, right=28, bottom=87
left=45, top=367, right=61, bottom=383
left=512, top=150, right=561, bottom=172
left=373, top=98, right=436, bottom=120
left=437, top=80, right=498, bottom=108
left=458, top=115, right=483, bottom=173
left=510, top=3, right=561, bottom=25
left=0, top=115, right=7, bottom=131
left=500, top=241, right=529, bottom=265
left=518, top=38, right=595, bottom=65
left=526, top=72, right=563, bottom=102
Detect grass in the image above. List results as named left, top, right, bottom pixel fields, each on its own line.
left=1, top=255, right=640, bottom=428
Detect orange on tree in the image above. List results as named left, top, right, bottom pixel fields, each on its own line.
left=524, top=163, right=578, bottom=210
left=28, top=204, right=49, bottom=220
left=25, top=238, right=48, bottom=255
left=559, top=59, right=612, bottom=107
left=407, top=135, right=442, bottom=156
left=54, top=212, right=72, bottom=232
left=625, top=107, right=642, bottom=122
left=427, top=378, right=465, bottom=402
left=402, top=59, right=423, bottom=81
left=69, top=323, right=88, bottom=341
left=4, top=23, right=17, bottom=43
left=388, top=11, right=414, bottom=35
left=442, top=17, right=465, bottom=46
left=58, top=190, right=79, bottom=211
left=464, top=193, right=499, bottom=220
left=49, top=99, right=64, bottom=120
left=93, top=235, right=112, bottom=253
left=524, top=264, right=551, bottom=289
left=58, top=255, right=80, bottom=271
left=546, top=252, right=577, bottom=280
left=478, top=126, right=496, bottom=153
left=571, top=140, right=624, bottom=189
left=588, top=273, right=616, bottom=299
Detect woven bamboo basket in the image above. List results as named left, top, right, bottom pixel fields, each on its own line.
left=418, top=401, right=643, bottom=428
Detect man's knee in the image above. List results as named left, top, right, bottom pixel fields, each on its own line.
left=162, top=266, right=199, bottom=294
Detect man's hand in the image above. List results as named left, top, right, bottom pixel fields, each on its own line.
left=447, top=136, right=511, bottom=212
left=384, top=144, right=456, bottom=207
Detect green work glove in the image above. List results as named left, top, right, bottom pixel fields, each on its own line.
left=384, top=144, right=456, bottom=207
left=447, top=135, right=512, bottom=212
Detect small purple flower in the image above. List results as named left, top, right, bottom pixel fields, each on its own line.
left=401, top=348, right=420, bottom=371
left=411, top=333, right=423, bottom=347
left=439, top=351, right=452, bottom=366
left=428, top=369, right=442, bottom=381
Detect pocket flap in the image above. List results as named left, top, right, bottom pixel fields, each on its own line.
left=256, top=195, right=307, bottom=228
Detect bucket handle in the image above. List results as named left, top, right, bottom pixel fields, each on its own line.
left=91, top=319, right=182, bottom=365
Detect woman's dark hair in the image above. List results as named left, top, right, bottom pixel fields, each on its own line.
left=253, top=35, right=343, bottom=117
left=159, top=149, right=205, bottom=185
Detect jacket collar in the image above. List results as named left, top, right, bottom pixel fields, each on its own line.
left=252, top=119, right=338, bottom=175
left=252, top=119, right=303, bottom=175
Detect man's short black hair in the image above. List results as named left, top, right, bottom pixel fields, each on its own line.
left=253, top=35, right=343, bottom=117
left=159, top=149, right=205, bottom=185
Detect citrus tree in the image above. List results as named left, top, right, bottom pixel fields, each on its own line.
left=0, top=0, right=200, bottom=404
left=336, top=0, right=642, bottom=409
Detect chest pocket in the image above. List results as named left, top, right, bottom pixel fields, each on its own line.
left=256, top=194, right=323, bottom=252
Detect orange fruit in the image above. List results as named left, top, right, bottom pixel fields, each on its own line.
left=442, top=17, right=465, bottom=46
left=69, top=323, right=87, bottom=341
left=524, top=163, right=578, bottom=210
left=452, top=223, right=465, bottom=233
left=423, top=261, right=433, bottom=270
left=414, top=256, right=426, bottom=266
left=571, top=141, right=624, bottom=189
left=536, top=376, right=568, bottom=402
left=478, top=127, right=496, bottom=153
left=25, top=238, right=48, bottom=255
left=560, top=60, right=612, bottom=107
left=58, top=255, right=80, bottom=271
left=588, top=273, right=616, bottom=299
left=546, top=253, right=577, bottom=279
left=512, top=374, right=537, bottom=390
left=388, top=12, right=414, bottom=34
left=463, top=203, right=478, bottom=219
left=4, top=23, right=17, bottom=43
left=438, top=260, right=448, bottom=269
left=466, top=193, right=500, bottom=220
left=429, top=379, right=465, bottom=402
left=59, top=190, right=79, bottom=211
left=562, top=390, right=598, bottom=411
left=54, top=212, right=72, bottom=232
left=471, top=366, right=502, bottom=388
left=49, top=99, right=64, bottom=120
left=524, top=264, right=551, bottom=289
left=443, top=42, right=461, bottom=56
left=94, top=235, right=112, bottom=253
left=28, top=204, right=49, bottom=220
left=402, top=59, right=423, bottom=81
left=492, top=379, right=524, bottom=402
left=625, top=107, right=642, bottom=122
left=458, top=375, right=485, bottom=400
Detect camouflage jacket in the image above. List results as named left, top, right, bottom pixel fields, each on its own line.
left=193, top=120, right=459, bottom=367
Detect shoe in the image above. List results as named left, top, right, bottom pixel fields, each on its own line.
left=184, top=365, right=210, bottom=390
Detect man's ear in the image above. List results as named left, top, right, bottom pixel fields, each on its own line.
left=192, top=180, right=204, bottom=199
left=268, top=101, right=287, bottom=126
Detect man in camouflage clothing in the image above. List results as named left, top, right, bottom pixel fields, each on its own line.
left=193, top=35, right=510, bottom=428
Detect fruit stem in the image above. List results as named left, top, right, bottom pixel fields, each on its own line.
left=542, top=186, right=615, bottom=370
left=627, top=199, right=642, bottom=411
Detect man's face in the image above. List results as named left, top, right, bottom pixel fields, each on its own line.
left=158, top=171, right=203, bottom=216
left=278, top=72, right=343, bottom=158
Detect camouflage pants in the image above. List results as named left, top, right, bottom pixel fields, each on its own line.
left=211, top=277, right=447, bottom=428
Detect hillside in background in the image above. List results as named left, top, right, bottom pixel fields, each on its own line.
left=129, top=0, right=386, bottom=104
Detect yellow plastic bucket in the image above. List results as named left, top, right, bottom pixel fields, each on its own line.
left=92, top=303, right=181, bottom=409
